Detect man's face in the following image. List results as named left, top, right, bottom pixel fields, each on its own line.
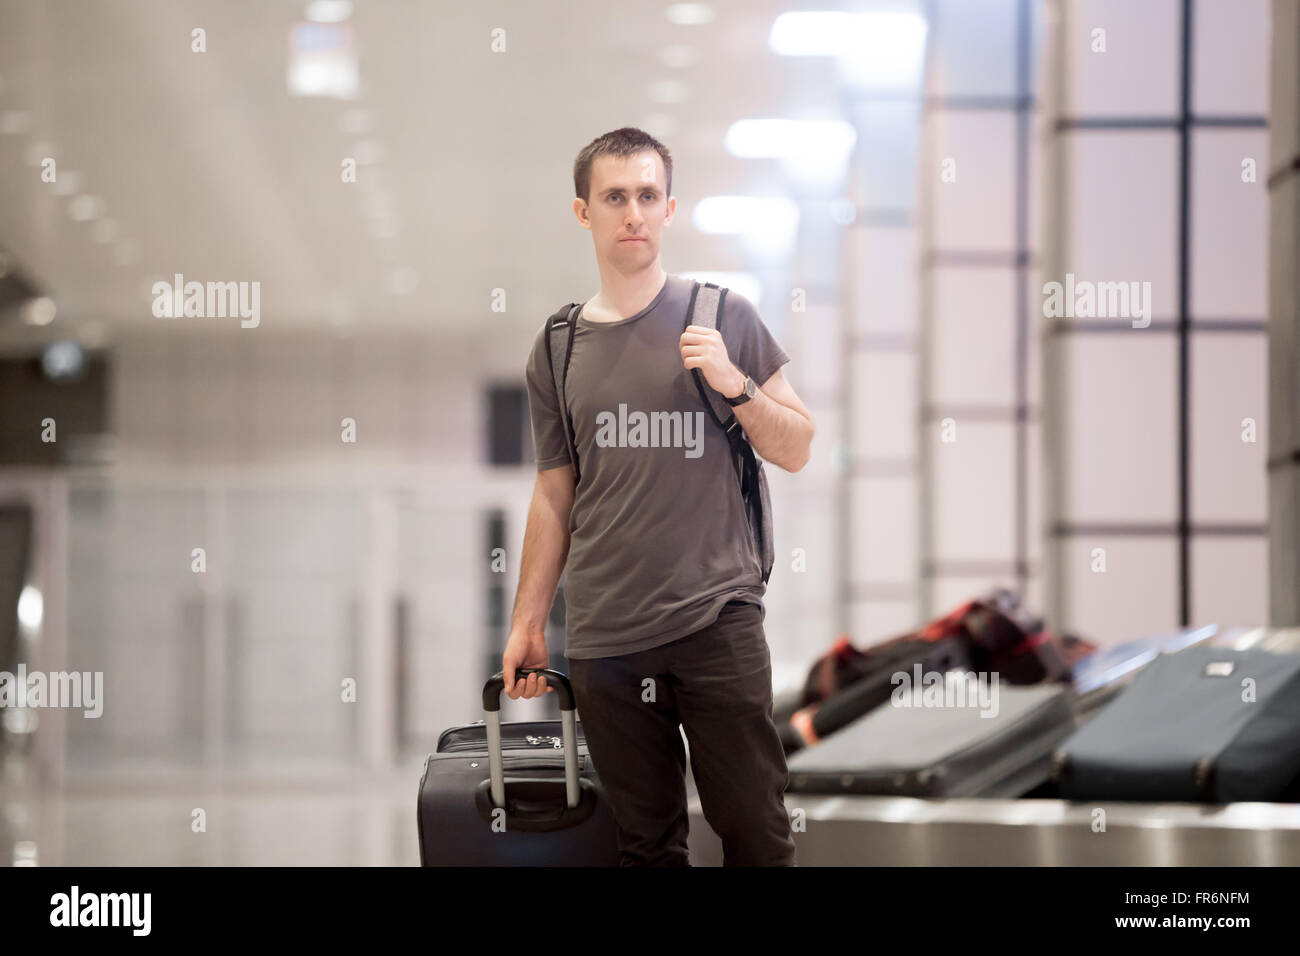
left=575, top=151, right=675, bottom=270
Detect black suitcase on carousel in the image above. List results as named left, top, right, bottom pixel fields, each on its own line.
left=418, top=669, right=620, bottom=866
left=785, top=681, right=1077, bottom=798
left=1054, top=646, right=1300, bottom=803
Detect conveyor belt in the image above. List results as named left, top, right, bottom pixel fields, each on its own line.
left=687, top=795, right=1300, bottom=865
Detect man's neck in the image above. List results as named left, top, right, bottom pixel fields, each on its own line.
left=587, top=263, right=669, bottom=321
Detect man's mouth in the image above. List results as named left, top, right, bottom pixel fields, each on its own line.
left=620, top=237, right=646, bottom=242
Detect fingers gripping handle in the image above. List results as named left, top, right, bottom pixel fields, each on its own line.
left=482, top=669, right=580, bottom=810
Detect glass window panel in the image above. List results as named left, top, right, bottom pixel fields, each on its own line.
left=1063, top=130, right=1179, bottom=322
left=849, top=225, right=919, bottom=335
left=931, top=266, right=1017, bottom=405
left=1191, top=333, right=1267, bottom=524
left=928, top=0, right=1019, bottom=98
left=396, top=501, right=485, bottom=751
left=853, top=350, right=916, bottom=459
left=1192, top=0, right=1270, bottom=116
left=65, top=485, right=206, bottom=772
left=931, top=575, right=1023, bottom=614
left=850, top=101, right=923, bottom=210
left=850, top=475, right=918, bottom=583
left=1065, top=0, right=1181, bottom=117
left=932, top=421, right=1015, bottom=560
left=1061, top=535, right=1179, bottom=642
left=225, top=488, right=364, bottom=768
left=850, top=598, right=922, bottom=646
left=1191, top=536, right=1267, bottom=627
left=1063, top=335, right=1178, bottom=522
left=927, top=110, right=1016, bottom=251
left=1190, top=129, right=1269, bottom=319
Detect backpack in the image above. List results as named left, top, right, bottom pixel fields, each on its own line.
left=542, top=279, right=774, bottom=585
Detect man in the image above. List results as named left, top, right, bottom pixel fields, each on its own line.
left=502, top=127, right=815, bottom=866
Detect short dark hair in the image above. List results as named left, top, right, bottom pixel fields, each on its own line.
left=573, top=127, right=673, bottom=203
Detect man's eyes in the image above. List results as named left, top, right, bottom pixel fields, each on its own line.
left=609, top=193, right=656, bottom=202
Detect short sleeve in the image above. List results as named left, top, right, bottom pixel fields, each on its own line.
left=524, top=322, right=574, bottom=471
left=720, top=288, right=790, bottom=386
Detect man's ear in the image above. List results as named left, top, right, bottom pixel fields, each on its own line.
left=573, top=197, right=592, bottom=229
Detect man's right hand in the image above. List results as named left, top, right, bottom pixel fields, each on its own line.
left=502, top=627, right=554, bottom=700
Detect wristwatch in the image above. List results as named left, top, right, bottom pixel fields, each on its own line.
left=725, top=374, right=757, bottom=406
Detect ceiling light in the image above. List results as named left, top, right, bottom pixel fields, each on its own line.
left=25, top=141, right=53, bottom=166
left=692, top=195, right=800, bottom=261
left=353, top=139, right=380, bottom=165
left=288, top=21, right=358, bottom=99
left=829, top=198, right=857, bottom=225
left=22, top=297, right=56, bottom=326
left=666, top=4, right=714, bottom=25
left=42, top=341, right=86, bottom=380
left=659, top=45, right=699, bottom=68
left=769, top=11, right=928, bottom=88
left=647, top=80, right=688, bottom=104
left=113, top=239, right=140, bottom=267
left=17, top=585, right=43, bottom=631
left=339, top=107, right=369, bottom=134
left=68, top=194, right=104, bottom=221
left=92, top=219, right=117, bottom=244
left=0, top=110, right=29, bottom=134
left=641, top=113, right=679, bottom=139
left=305, top=0, right=352, bottom=22
left=51, top=170, right=82, bottom=196
left=725, top=118, right=857, bottom=185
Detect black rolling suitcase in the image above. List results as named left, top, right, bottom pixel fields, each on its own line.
left=1054, top=646, right=1300, bottom=803
left=1069, top=624, right=1220, bottom=719
left=418, top=669, right=620, bottom=866
left=786, top=681, right=1076, bottom=798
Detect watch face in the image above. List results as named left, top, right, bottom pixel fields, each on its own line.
left=745, top=377, right=756, bottom=398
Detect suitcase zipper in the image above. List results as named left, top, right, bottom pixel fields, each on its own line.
left=439, top=736, right=575, bottom=755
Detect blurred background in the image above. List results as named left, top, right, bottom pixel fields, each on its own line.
left=0, top=0, right=1294, bottom=864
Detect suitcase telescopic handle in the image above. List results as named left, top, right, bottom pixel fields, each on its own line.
left=483, top=668, right=576, bottom=712
left=481, top=669, right=580, bottom=810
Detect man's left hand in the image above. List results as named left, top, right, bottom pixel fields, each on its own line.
left=680, top=325, right=745, bottom=398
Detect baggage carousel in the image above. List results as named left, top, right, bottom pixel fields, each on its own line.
left=686, top=794, right=1300, bottom=865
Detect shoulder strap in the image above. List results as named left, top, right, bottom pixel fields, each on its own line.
left=686, top=280, right=751, bottom=466
left=685, top=281, right=740, bottom=432
left=687, top=280, right=773, bottom=584
left=543, top=303, right=582, bottom=481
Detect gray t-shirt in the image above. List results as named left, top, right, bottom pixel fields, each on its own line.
left=525, top=273, right=790, bottom=659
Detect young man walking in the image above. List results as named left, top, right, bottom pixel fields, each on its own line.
left=503, top=128, right=815, bottom=866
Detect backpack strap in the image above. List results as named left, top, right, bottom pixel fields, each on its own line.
left=686, top=280, right=773, bottom=583
left=543, top=303, right=582, bottom=482
left=685, top=281, right=751, bottom=472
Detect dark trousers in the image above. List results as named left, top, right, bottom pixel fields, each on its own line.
left=567, top=600, right=797, bottom=866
